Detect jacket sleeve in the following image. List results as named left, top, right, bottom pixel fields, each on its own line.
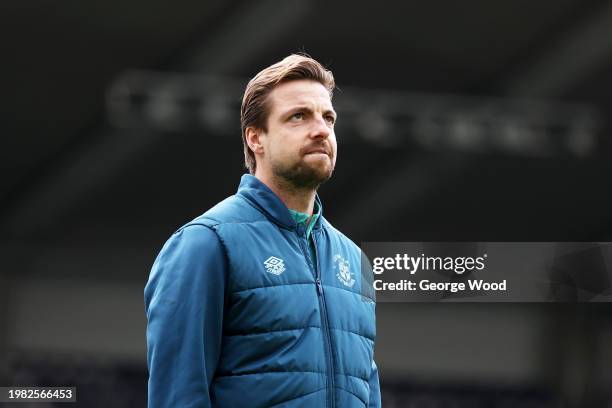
left=144, top=224, right=227, bottom=408
left=368, top=359, right=381, bottom=408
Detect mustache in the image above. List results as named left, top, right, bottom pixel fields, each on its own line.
left=301, top=143, right=331, bottom=156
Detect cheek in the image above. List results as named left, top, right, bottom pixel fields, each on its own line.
left=330, top=135, right=338, bottom=157
left=267, top=135, right=293, bottom=160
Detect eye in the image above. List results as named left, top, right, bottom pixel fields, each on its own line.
left=290, top=112, right=305, bottom=121
left=324, top=115, right=336, bottom=125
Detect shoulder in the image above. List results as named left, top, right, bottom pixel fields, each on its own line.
left=157, top=223, right=224, bottom=265
left=182, top=194, right=264, bottom=230
left=145, top=222, right=228, bottom=313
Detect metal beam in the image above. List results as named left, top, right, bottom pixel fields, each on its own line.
left=0, top=128, right=160, bottom=236
left=0, top=0, right=310, bottom=237
left=182, top=0, right=313, bottom=73
left=336, top=2, right=612, bottom=238
left=505, top=2, right=612, bottom=98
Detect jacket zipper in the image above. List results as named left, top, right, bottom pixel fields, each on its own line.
left=312, top=232, right=336, bottom=408
left=297, top=228, right=335, bottom=408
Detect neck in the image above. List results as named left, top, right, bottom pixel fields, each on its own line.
left=254, top=171, right=316, bottom=214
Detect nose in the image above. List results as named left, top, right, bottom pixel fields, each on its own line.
left=309, top=114, right=331, bottom=140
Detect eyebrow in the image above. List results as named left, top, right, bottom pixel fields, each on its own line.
left=282, top=105, right=337, bottom=118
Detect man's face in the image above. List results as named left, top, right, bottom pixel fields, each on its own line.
left=258, top=79, right=337, bottom=189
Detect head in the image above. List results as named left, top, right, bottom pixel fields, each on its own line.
left=241, top=54, right=337, bottom=190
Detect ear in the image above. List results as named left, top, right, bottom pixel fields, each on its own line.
left=245, top=126, right=265, bottom=155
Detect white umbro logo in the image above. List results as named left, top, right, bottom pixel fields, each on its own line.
left=263, top=256, right=286, bottom=275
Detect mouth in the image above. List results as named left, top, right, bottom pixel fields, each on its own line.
left=303, top=146, right=330, bottom=157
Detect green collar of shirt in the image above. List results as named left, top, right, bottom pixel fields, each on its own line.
left=288, top=201, right=321, bottom=240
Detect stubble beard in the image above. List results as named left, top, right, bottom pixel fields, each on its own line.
left=272, top=156, right=334, bottom=191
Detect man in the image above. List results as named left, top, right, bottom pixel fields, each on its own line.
left=145, top=54, right=381, bottom=407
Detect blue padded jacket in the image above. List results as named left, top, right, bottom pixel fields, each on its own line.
left=145, top=174, right=380, bottom=407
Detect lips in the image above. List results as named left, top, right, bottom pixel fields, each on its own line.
left=303, top=145, right=330, bottom=156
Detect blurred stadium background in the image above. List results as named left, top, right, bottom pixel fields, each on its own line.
left=2, top=0, right=612, bottom=406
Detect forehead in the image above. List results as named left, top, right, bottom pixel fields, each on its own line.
left=267, top=79, right=333, bottom=114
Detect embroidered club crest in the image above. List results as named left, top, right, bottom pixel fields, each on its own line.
left=334, top=254, right=355, bottom=288
left=263, top=256, right=286, bottom=275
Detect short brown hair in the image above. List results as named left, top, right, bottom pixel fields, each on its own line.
left=240, top=54, right=335, bottom=174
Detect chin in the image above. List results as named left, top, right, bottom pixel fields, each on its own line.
left=310, top=166, right=334, bottom=185
left=272, top=157, right=335, bottom=188
left=305, top=160, right=333, bottom=178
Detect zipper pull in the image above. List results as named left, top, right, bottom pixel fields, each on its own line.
left=316, top=278, right=323, bottom=295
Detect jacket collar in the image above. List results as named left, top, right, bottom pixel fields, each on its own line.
left=237, top=174, right=324, bottom=231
